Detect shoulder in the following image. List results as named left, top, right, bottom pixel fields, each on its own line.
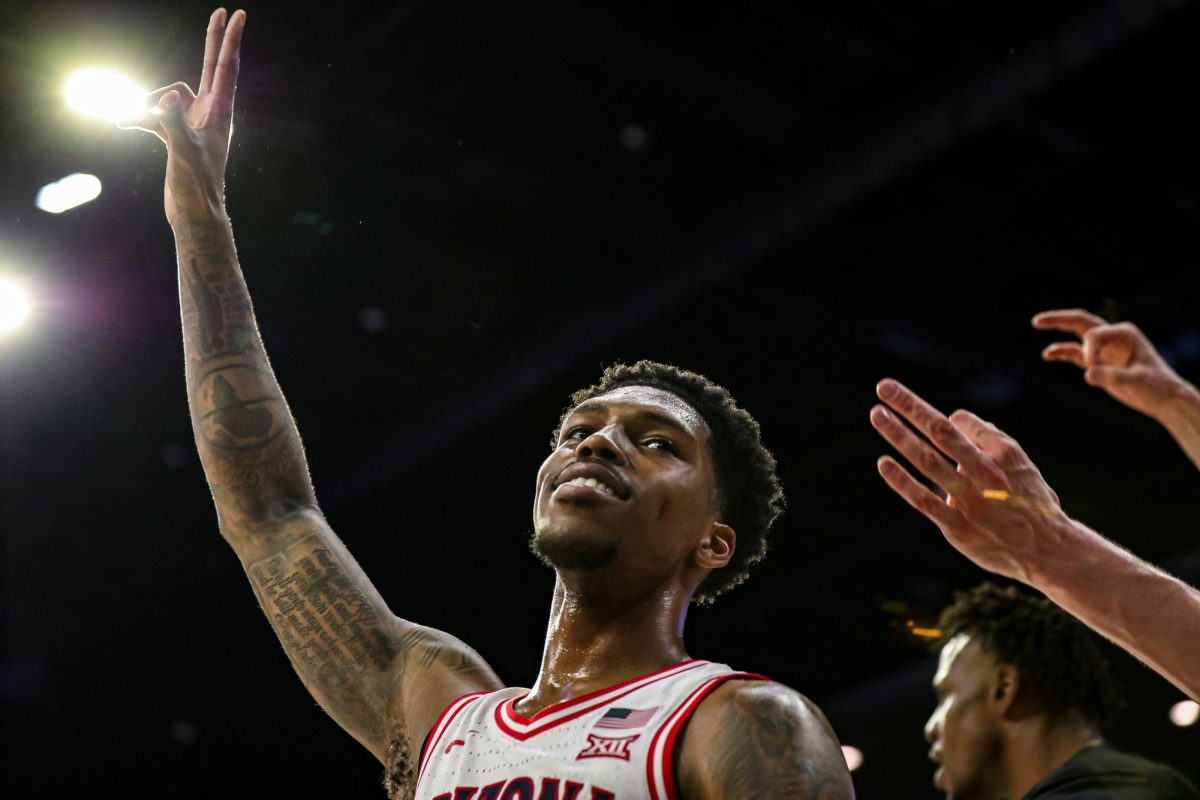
left=1025, top=746, right=1200, bottom=799
left=677, top=679, right=855, bottom=800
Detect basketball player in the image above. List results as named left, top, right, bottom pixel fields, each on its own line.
left=926, top=583, right=1197, bottom=799
left=129, top=9, right=855, bottom=799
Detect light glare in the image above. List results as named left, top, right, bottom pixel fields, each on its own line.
left=841, top=745, right=863, bottom=771
left=0, top=278, right=32, bottom=334
left=36, top=173, right=102, bottom=214
left=64, top=68, right=147, bottom=122
left=1169, top=700, right=1199, bottom=727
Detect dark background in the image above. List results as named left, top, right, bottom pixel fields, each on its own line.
left=2, top=1, right=1198, bottom=796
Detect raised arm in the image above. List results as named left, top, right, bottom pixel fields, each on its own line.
left=1033, top=308, right=1200, bottom=471
left=869, top=379, right=1200, bottom=701
left=132, top=7, right=501, bottom=781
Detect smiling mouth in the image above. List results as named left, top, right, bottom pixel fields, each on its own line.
left=554, top=476, right=621, bottom=500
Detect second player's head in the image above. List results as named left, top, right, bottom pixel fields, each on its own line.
left=531, top=361, right=784, bottom=605
left=925, top=582, right=1123, bottom=800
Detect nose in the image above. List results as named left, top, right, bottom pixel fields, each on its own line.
left=924, top=710, right=941, bottom=744
left=577, top=427, right=628, bottom=465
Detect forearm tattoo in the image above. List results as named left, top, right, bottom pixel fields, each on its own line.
left=710, top=688, right=853, bottom=800
left=176, top=219, right=314, bottom=529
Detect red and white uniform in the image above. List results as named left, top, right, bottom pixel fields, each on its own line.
left=415, top=660, right=763, bottom=800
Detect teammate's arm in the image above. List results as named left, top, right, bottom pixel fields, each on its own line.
left=870, top=378, right=1200, bottom=701
left=680, top=682, right=855, bottom=800
left=134, top=7, right=502, bottom=768
left=1034, top=308, right=1200, bottom=471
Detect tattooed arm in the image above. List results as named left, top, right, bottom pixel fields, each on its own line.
left=133, top=8, right=503, bottom=783
left=679, top=681, right=855, bottom=800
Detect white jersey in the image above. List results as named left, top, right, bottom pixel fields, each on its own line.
left=414, top=660, right=763, bottom=800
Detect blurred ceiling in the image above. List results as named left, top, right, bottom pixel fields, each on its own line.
left=2, top=1, right=1199, bottom=797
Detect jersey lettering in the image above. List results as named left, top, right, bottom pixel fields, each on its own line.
left=433, top=778, right=611, bottom=800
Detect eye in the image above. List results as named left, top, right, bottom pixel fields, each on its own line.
left=562, top=426, right=593, bottom=444
left=643, top=437, right=678, bottom=454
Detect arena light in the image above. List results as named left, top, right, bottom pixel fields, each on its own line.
left=36, top=173, right=102, bottom=214
left=1169, top=700, right=1199, bottom=727
left=841, top=745, right=864, bottom=772
left=64, top=67, right=147, bottom=123
left=0, top=277, right=32, bottom=334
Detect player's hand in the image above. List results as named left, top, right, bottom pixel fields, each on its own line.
left=123, top=8, right=245, bottom=225
left=869, top=379, right=1069, bottom=583
left=1033, top=308, right=1187, bottom=421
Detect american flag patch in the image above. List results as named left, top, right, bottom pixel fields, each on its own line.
left=594, top=706, right=659, bottom=729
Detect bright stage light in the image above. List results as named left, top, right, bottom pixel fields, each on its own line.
left=64, top=68, right=147, bottom=123
left=1169, top=699, right=1199, bottom=727
left=37, top=173, right=102, bottom=214
left=841, top=745, right=864, bottom=771
left=0, top=278, right=32, bottom=334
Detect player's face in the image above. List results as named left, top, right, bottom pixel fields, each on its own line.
left=532, top=385, right=725, bottom=588
left=924, top=634, right=1006, bottom=800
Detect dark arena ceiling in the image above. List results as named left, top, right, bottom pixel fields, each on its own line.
left=2, top=1, right=1199, bottom=796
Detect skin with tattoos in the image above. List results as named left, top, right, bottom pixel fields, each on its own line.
left=133, top=8, right=854, bottom=799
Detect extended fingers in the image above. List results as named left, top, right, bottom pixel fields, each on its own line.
left=871, top=403, right=963, bottom=494
left=875, top=379, right=988, bottom=472
left=876, top=456, right=959, bottom=529
left=199, top=8, right=228, bottom=95
left=1031, top=308, right=1106, bottom=337
left=1041, top=341, right=1086, bottom=368
left=210, top=9, right=245, bottom=106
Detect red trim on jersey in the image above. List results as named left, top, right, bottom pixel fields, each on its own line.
left=645, top=672, right=768, bottom=800
left=417, top=691, right=488, bottom=782
left=495, top=660, right=705, bottom=741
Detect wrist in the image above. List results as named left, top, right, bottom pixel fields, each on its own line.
left=170, top=205, right=231, bottom=237
left=1024, top=512, right=1093, bottom=592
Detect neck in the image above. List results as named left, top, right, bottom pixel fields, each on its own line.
left=520, top=575, right=692, bottom=715
left=1004, top=712, right=1102, bottom=799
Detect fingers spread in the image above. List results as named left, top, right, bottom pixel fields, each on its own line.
left=875, top=379, right=987, bottom=472
left=1031, top=309, right=1105, bottom=336
left=1041, top=342, right=1086, bottom=368
left=199, top=8, right=228, bottom=95
left=211, top=9, right=246, bottom=107
left=871, top=403, right=963, bottom=494
left=876, top=457, right=958, bottom=529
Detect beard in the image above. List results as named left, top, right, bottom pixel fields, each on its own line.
left=529, top=525, right=620, bottom=572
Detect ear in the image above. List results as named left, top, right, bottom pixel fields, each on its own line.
left=991, top=663, right=1020, bottom=717
left=695, top=521, right=736, bottom=570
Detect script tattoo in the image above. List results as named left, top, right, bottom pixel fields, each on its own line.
left=248, top=536, right=398, bottom=737
left=709, top=686, right=853, bottom=800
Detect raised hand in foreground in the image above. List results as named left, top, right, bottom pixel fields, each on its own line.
left=871, top=378, right=1200, bottom=701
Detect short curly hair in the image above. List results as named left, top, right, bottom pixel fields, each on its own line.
left=556, top=360, right=785, bottom=604
left=938, top=583, right=1124, bottom=729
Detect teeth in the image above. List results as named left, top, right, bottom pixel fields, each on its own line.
left=560, top=476, right=617, bottom=497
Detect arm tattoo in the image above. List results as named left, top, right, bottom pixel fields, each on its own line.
left=175, top=217, right=314, bottom=530
left=709, top=686, right=854, bottom=800
left=248, top=534, right=400, bottom=739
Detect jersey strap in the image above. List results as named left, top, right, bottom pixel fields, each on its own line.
left=646, top=671, right=768, bottom=800
left=417, top=691, right=488, bottom=783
